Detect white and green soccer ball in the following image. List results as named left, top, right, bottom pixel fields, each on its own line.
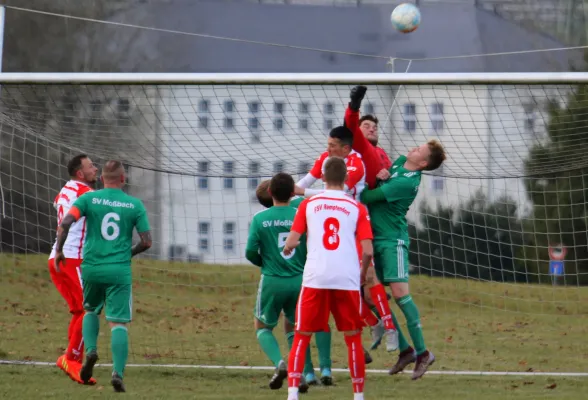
left=391, top=3, right=421, bottom=33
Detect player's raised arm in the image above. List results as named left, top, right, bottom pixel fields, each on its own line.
left=245, top=217, right=263, bottom=266
left=295, top=153, right=325, bottom=197
left=283, top=199, right=308, bottom=255
left=132, top=201, right=152, bottom=257
left=345, top=86, right=371, bottom=156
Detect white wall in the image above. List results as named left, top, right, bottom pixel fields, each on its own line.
left=156, top=84, right=395, bottom=263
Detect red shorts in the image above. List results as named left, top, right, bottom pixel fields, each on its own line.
left=295, top=286, right=364, bottom=332
left=48, top=258, right=84, bottom=314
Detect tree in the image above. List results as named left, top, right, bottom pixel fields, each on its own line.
left=0, top=1, right=157, bottom=254
left=409, top=192, right=530, bottom=283
left=523, top=78, right=588, bottom=285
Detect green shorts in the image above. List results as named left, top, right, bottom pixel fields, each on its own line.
left=374, top=239, right=410, bottom=284
left=253, top=274, right=302, bottom=329
left=83, top=281, right=132, bottom=323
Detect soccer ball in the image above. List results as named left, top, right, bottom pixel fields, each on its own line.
left=391, top=3, right=421, bottom=33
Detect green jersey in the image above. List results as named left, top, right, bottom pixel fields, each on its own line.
left=290, top=196, right=304, bottom=208
left=367, top=156, right=421, bottom=242
left=245, top=205, right=306, bottom=277
left=73, top=188, right=151, bottom=284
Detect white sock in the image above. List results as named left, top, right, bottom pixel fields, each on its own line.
left=287, top=386, right=299, bottom=399
left=354, top=393, right=364, bottom=400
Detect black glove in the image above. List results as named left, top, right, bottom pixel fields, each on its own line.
left=349, top=85, right=367, bottom=111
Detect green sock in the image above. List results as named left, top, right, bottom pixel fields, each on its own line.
left=111, top=325, right=129, bottom=378
left=256, top=328, right=282, bottom=367
left=315, top=328, right=332, bottom=370
left=82, top=312, right=99, bottom=353
left=286, top=331, right=294, bottom=349
left=391, top=310, right=411, bottom=352
left=396, top=295, right=426, bottom=355
left=370, top=306, right=382, bottom=320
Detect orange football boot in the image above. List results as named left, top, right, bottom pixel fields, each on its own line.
left=56, top=355, right=97, bottom=385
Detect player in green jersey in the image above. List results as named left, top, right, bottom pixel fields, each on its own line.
left=360, top=139, right=446, bottom=380
left=55, top=161, right=152, bottom=393
left=247, top=174, right=311, bottom=391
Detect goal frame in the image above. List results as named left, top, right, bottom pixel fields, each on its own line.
left=1, top=72, right=588, bottom=85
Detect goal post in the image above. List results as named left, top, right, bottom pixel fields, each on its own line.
left=2, top=72, right=588, bottom=376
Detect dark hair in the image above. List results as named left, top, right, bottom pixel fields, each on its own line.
left=329, top=126, right=353, bottom=147
left=67, top=154, right=88, bottom=177
left=269, top=173, right=295, bottom=203
left=359, top=115, right=379, bottom=126
left=323, top=157, right=347, bottom=186
left=255, top=180, right=273, bottom=208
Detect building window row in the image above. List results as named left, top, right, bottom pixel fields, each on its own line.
left=196, top=160, right=311, bottom=191
left=197, top=221, right=235, bottom=253
left=195, top=98, right=374, bottom=139
left=403, top=102, right=444, bottom=133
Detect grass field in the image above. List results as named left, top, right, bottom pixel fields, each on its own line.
left=2, top=253, right=588, bottom=398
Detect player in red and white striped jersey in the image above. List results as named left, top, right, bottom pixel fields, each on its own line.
left=283, top=157, right=373, bottom=400
left=48, top=154, right=98, bottom=385
left=295, top=126, right=366, bottom=200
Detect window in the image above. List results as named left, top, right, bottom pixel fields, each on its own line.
left=249, top=161, right=260, bottom=189
left=223, top=238, right=234, bottom=252
left=364, top=102, right=375, bottom=115
left=432, top=165, right=444, bottom=193
left=299, top=119, right=309, bottom=131
left=274, top=102, right=284, bottom=114
left=248, top=101, right=260, bottom=114
left=274, top=118, right=284, bottom=131
left=197, top=161, right=209, bottom=189
left=404, top=103, right=416, bottom=132
left=299, top=102, right=309, bottom=114
left=199, top=116, right=209, bottom=129
left=430, top=102, right=444, bottom=132
left=298, top=161, right=310, bottom=176
left=89, top=99, right=101, bottom=125
left=324, top=102, right=334, bottom=115
left=324, top=119, right=334, bottom=130
left=224, top=221, right=235, bottom=235
left=198, top=99, right=209, bottom=113
left=251, top=132, right=261, bottom=144
left=199, top=238, right=209, bottom=252
left=198, top=221, right=209, bottom=235
left=118, top=98, right=130, bottom=113
left=224, top=99, right=234, bottom=130
left=248, top=117, right=259, bottom=131
left=523, top=103, right=535, bottom=133
left=274, top=161, right=284, bottom=173
left=223, top=161, right=234, bottom=189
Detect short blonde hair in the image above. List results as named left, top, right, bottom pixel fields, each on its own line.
left=425, top=139, right=446, bottom=171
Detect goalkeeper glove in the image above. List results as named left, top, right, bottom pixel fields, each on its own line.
left=349, top=85, right=367, bottom=111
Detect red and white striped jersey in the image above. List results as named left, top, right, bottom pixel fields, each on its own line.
left=49, top=180, right=93, bottom=260
left=298, top=150, right=367, bottom=200
left=291, top=190, right=373, bottom=290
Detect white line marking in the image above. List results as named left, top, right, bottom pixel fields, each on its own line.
left=1, top=360, right=587, bottom=377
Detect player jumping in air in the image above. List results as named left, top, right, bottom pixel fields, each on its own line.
left=254, top=179, right=335, bottom=389
left=48, top=154, right=98, bottom=385
left=350, top=86, right=447, bottom=379
left=283, top=157, right=374, bottom=400
left=55, top=160, right=152, bottom=392
left=296, top=125, right=399, bottom=353
left=245, top=173, right=313, bottom=393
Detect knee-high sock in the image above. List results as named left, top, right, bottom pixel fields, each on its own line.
left=82, top=312, right=99, bottom=354
left=288, top=333, right=311, bottom=389
left=111, top=325, right=129, bottom=378
left=344, top=333, right=365, bottom=394
left=315, top=326, right=332, bottom=370
left=66, top=312, right=84, bottom=361
left=370, top=284, right=396, bottom=331
left=396, top=295, right=425, bottom=355
left=257, top=328, right=282, bottom=367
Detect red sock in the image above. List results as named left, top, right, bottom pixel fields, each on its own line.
left=344, top=333, right=365, bottom=394
left=66, top=312, right=84, bottom=362
left=369, top=284, right=396, bottom=331
left=360, top=297, right=379, bottom=327
left=287, top=333, right=311, bottom=388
